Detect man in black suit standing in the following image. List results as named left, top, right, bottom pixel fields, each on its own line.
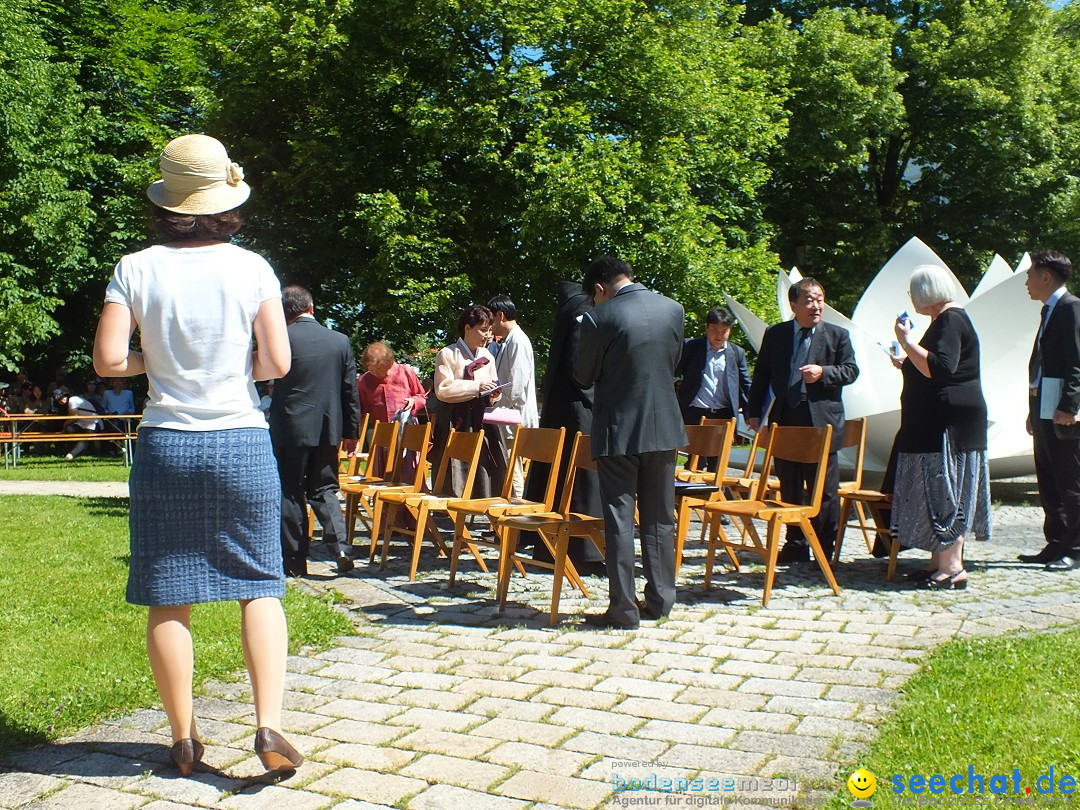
left=574, top=257, right=687, bottom=629
left=676, top=307, right=751, bottom=470
left=1021, top=250, right=1080, bottom=570
left=746, top=278, right=859, bottom=564
left=270, top=285, right=362, bottom=577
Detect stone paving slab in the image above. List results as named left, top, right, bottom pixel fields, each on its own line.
left=2, top=494, right=1080, bottom=809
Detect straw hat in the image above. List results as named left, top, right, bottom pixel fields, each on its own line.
left=146, top=134, right=251, bottom=215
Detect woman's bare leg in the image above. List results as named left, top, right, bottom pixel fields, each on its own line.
left=147, top=605, right=198, bottom=742
left=240, top=597, right=288, bottom=731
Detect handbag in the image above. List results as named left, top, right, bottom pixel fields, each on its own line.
left=482, top=406, right=523, bottom=426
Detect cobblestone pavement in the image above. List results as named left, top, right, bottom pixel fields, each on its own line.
left=2, top=484, right=1079, bottom=809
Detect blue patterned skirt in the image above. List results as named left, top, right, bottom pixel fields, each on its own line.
left=127, top=427, right=285, bottom=606
left=890, top=430, right=992, bottom=552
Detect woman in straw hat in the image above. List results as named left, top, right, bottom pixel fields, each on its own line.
left=93, top=134, right=304, bottom=776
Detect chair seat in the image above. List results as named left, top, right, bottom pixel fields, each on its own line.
left=446, top=496, right=541, bottom=517
left=843, top=489, right=891, bottom=503
left=703, top=499, right=770, bottom=516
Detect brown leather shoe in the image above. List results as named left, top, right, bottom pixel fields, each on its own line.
left=169, top=738, right=205, bottom=777
left=254, top=727, right=304, bottom=772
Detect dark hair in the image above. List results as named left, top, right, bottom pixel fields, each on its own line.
left=582, top=256, right=634, bottom=295
left=788, top=277, right=824, bottom=304
left=151, top=206, right=244, bottom=242
left=457, top=305, right=494, bottom=338
left=706, top=307, right=735, bottom=327
left=486, top=294, right=518, bottom=321
left=282, top=285, right=314, bottom=322
left=1030, top=250, right=1073, bottom=283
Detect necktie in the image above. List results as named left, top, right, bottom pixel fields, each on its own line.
left=1030, top=305, right=1050, bottom=388
left=788, top=327, right=812, bottom=407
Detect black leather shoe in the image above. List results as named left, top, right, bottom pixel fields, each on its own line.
left=1019, top=545, right=1062, bottom=564
left=776, top=543, right=809, bottom=564
left=1045, top=556, right=1080, bottom=571
left=581, top=611, right=639, bottom=630
left=283, top=560, right=307, bottom=577
left=719, top=514, right=732, bottom=526
left=335, top=553, right=355, bottom=574
left=636, top=600, right=665, bottom=621
left=926, top=571, right=968, bottom=590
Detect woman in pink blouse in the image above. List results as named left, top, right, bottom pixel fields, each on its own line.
left=358, top=342, right=427, bottom=477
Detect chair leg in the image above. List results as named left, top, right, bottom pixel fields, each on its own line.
left=496, top=527, right=520, bottom=609
left=832, top=498, right=851, bottom=567
left=549, top=526, right=571, bottom=627
left=379, top=502, right=403, bottom=568
left=409, top=503, right=431, bottom=581
left=761, top=517, right=782, bottom=607
left=853, top=499, right=874, bottom=552
left=802, top=516, right=841, bottom=596
left=448, top=512, right=466, bottom=586
left=674, top=497, right=693, bottom=577
left=345, top=492, right=358, bottom=543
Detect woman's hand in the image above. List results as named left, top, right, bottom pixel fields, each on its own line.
left=894, top=315, right=913, bottom=345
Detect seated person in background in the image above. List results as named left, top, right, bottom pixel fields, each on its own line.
left=21, top=383, right=47, bottom=413
left=358, top=341, right=428, bottom=478
left=54, top=389, right=103, bottom=460
left=83, top=378, right=105, bottom=411
left=103, top=377, right=136, bottom=414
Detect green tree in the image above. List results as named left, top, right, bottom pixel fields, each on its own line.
left=213, top=0, right=791, bottom=352
left=760, top=0, right=1080, bottom=312
left=0, top=0, right=94, bottom=371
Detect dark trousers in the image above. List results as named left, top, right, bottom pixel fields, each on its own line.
left=1032, top=412, right=1080, bottom=554
left=773, top=402, right=838, bottom=556
left=276, top=443, right=348, bottom=567
left=685, top=405, right=736, bottom=472
left=596, top=451, right=677, bottom=623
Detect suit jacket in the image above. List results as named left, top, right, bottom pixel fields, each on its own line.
left=676, top=337, right=751, bottom=418
left=574, top=283, right=688, bottom=458
left=1031, top=291, right=1080, bottom=417
left=746, top=319, right=859, bottom=452
left=270, top=315, right=361, bottom=447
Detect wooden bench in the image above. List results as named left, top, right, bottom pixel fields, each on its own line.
left=1, top=414, right=141, bottom=468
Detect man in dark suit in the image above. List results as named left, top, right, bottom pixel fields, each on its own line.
left=1021, top=250, right=1080, bottom=570
left=746, top=277, right=859, bottom=564
left=676, top=306, right=751, bottom=470
left=574, top=257, right=687, bottom=629
left=270, top=285, right=362, bottom=577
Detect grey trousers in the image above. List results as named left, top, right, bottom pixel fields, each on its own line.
left=276, top=443, right=349, bottom=567
left=596, top=451, right=677, bottom=624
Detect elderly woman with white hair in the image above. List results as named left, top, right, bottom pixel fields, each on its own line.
left=888, top=263, right=991, bottom=589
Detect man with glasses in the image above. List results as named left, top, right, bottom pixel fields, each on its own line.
left=746, top=278, right=859, bottom=564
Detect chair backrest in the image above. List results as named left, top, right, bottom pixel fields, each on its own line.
left=503, top=426, right=566, bottom=505
left=389, top=421, right=433, bottom=489
left=553, top=432, right=598, bottom=514
left=755, top=425, right=833, bottom=511
left=431, top=428, right=485, bottom=497
left=339, top=412, right=371, bottom=476
left=839, top=416, right=867, bottom=488
left=742, top=424, right=770, bottom=477
left=681, top=419, right=737, bottom=484
left=367, top=420, right=400, bottom=479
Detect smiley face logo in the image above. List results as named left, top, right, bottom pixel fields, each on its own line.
left=848, top=769, right=877, bottom=800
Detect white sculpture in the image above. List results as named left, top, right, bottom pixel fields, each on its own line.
left=726, top=237, right=1039, bottom=476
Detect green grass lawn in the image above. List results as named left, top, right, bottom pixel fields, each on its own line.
left=0, top=494, right=354, bottom=754
left=0, top=454, right=131, bottom=482
left=825, top=629, right=1080, bottom=808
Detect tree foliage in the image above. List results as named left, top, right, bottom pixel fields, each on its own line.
left=760, top=0, right=1080, bottom=312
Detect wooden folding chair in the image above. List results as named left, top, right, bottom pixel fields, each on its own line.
left=377, top=428, right=485, bottom=580
left=446, top=426, right=566, bottom=585
left=342, top=420, right=399, bottom=543
left=489, top=433, right=607, bottom=625
left=832, top=488, right=900, bottom=579
left=833, top=417, right=874, bottom=552
left=701, top=424, right=840, bottom=606
left=346, top=421, right=432, bottom=555
left=673, top=419, right=737, bottom=575
left=338, top=412, right=371, bottom=477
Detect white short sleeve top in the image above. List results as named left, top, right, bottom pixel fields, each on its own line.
left=105, top=242, right=281, bottom=431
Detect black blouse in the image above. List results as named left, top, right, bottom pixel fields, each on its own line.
left=895, top=307, right=988, bottom=453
